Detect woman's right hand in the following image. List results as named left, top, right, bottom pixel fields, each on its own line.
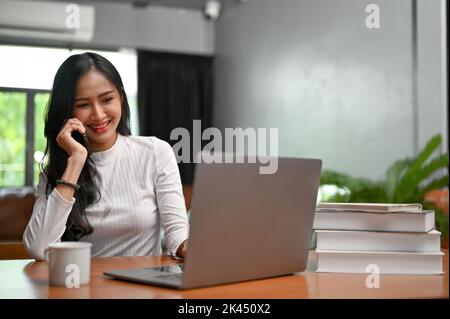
left=56, top=118, right=88, bottom=160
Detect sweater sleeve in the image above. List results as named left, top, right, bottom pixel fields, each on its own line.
left=22, top=173, right=75, bottom=260
left=154, top=140, right=189, bottom=257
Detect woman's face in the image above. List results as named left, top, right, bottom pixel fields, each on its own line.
left=72, top=68, right=122, bottom=152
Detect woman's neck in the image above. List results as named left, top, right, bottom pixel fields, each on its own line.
left=90, top=132, right=118, bottom=153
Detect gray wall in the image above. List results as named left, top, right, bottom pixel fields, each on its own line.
left=213, top=0, right=446, bottom=180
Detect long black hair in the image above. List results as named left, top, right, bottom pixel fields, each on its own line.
left=42, top=52, right=131, bottom=241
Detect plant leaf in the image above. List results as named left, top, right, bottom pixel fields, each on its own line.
left=415, top=175, right=450, bottom=202
left=321, top=169, right=379, bottom=191
left=435, top=211, right=449, bottom=238
left=320, top=169, right=387, bottom=203
left=398, top=153, right=449, bottom=202
left=394, top=134, right=442, bottom=202
left=385, top=158, right=412, bottom=202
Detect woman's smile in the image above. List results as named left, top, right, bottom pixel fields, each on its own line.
left=89, top=120, right=111, bottom=134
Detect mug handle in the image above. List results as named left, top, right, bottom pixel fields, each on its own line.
left=44, top=248, right=50, bottom=261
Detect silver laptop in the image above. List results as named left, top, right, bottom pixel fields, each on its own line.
left=104, top=156, right=322, bottom=289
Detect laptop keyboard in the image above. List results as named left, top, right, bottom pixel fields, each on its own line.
left=157, top=273, right=183, bottom=280
left=144, top=265, right=184, bottom=280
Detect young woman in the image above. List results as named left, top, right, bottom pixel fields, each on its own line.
left=23, top=52, right=189, bottom=261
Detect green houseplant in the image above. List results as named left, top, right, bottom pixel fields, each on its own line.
left=319, top=134, right=449, bottom=240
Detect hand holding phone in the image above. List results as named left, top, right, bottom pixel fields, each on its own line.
left=55, top=118, right=89, bottom=200
left=72, top=131, right=92, bottom=156
left=56, top=118, right=90, bottom=159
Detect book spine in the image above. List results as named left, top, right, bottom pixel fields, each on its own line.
left=316, top=251, right=444, bottom=274
left=315, top=231, right=441, bottom=252
left=313, top=212, right=434, bottom=232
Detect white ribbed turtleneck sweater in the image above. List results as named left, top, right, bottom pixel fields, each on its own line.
left=23, top=134, right=189, bottom=260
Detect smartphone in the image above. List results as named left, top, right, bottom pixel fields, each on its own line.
left=72, top=131, right=92, bottom=155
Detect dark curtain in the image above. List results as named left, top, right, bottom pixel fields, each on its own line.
left=137, top=51, right=213, bottom=185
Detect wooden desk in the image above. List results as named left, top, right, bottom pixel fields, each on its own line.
left=0, top=250, right=448, bottom=299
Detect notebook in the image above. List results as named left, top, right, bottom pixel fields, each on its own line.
left=316, top=202, right=423, bottom=213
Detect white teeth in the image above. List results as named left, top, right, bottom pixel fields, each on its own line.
left=91, top=121, right=109, bottom=129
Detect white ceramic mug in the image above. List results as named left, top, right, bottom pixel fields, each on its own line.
left=45, top=242, right=92, bottom=287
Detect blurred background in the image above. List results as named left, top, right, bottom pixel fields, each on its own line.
left=0, top=0, right=448, bottom=255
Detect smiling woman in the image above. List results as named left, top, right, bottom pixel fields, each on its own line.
left=22, top=52, right=189, bottom=261
left=0, top=45, right=139, bottom=187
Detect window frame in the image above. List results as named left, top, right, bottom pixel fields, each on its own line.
left=0, top=86, right=50, bottom=187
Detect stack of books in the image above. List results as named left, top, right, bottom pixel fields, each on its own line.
left=313, top=203, right=444, bottom=274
